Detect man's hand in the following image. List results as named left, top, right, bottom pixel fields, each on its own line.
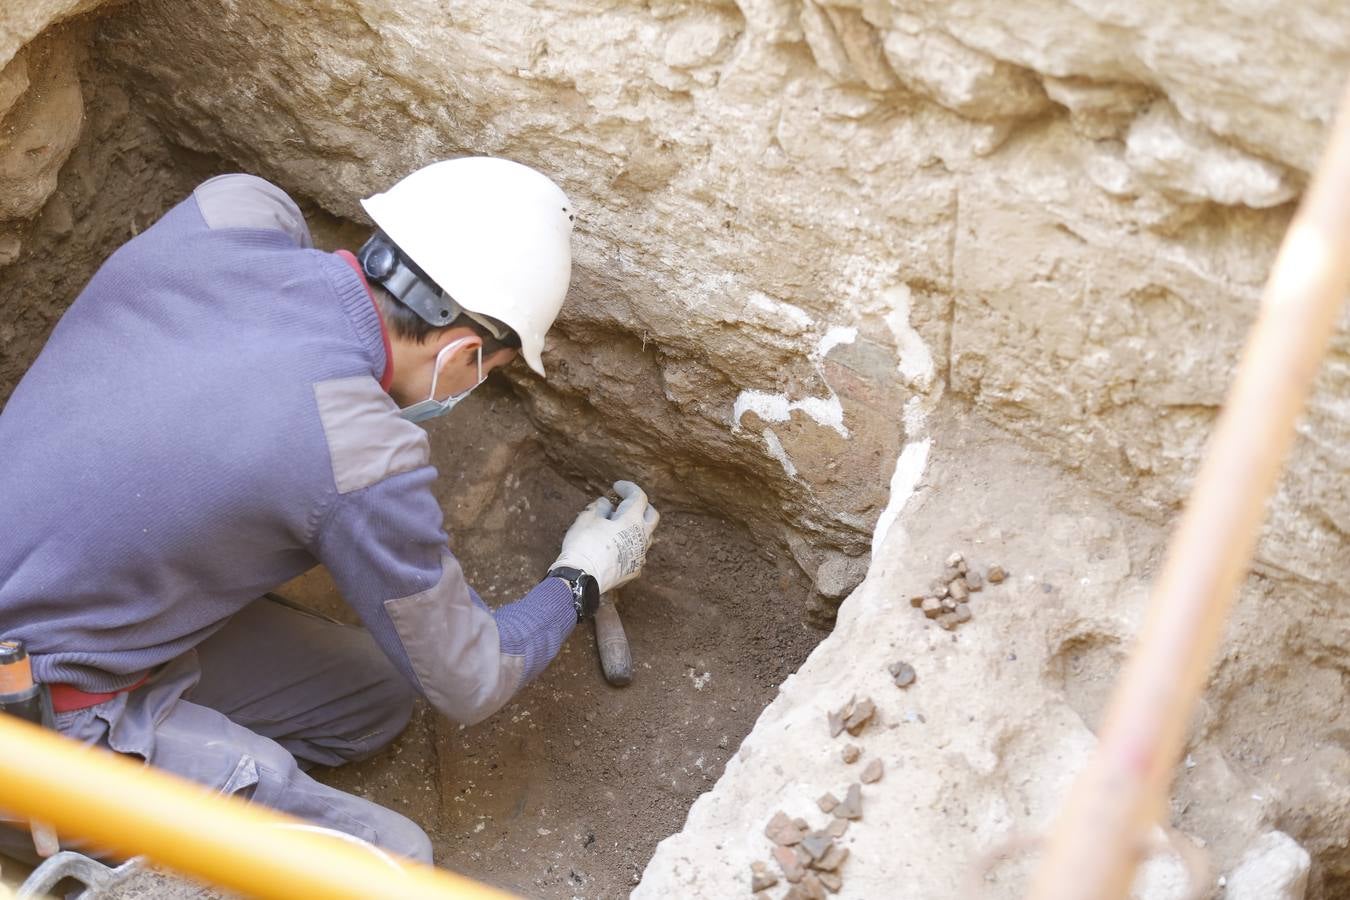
left=550, top=481, right=660, bottom=594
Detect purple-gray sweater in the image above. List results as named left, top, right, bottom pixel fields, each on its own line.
left=0, top=174, right=576, bottom=724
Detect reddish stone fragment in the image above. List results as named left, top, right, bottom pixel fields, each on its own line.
left=773, top=844, right=805, bottom=883
left=750, top=860, right=778, bottom=892
left=765, top=810, right=805, bottom=846
left=836, top=783, right=863, bottom=820
left=843, top=698, right=875, bottom=735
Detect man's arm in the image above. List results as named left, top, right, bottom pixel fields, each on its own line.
left=309, top=374, right=575, bottom=725
left=316, top=466, right=578, bottom=725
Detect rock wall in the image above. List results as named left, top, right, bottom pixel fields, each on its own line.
left=77, top=0, right=1350, bottom=613
left=2, top=0, right=1350, bottom=894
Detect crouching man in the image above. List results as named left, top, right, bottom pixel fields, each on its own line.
left=0, top=158, right=658, bottom=863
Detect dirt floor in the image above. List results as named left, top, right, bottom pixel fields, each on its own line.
left=276, top=379, right=823, bottom=898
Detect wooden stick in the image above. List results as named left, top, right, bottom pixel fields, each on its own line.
left=1028, top=78, right=1350, bottom=900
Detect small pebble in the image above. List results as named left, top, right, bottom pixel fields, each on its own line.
left=921, top=597, right=943, bottom=618
left=773, top=844, right=805, bottom=883
left=818, top=870, right=843, bottom=893
left=836, top=783, right=863, bottom=820
left=936, top=613, right=958, bottom=631
left=941, top=565, right=962, bottom=584
left=888, top=660, right=916, bottom=688
left=843, top=697, right=875, bottom=736
left=826, top=817, right=849, bottom=838
left=987, top=565, right=1007, bottom=584
left=860, top=758, right=884, bottom=784
left=750, top=860, right=778, bottom=892
left=965, top=570, right=983, bottom=591
left=765, top=811, right=805, bottom=846
left=827, top=708, right=845, bottom=738
left=945, top=551, right=963, bottom=568
left=815, top=844, right=850, bottom=872
left=941, top=596, right=958, bottom=612
left=788, top=874, right=820, bottom=900
left=952, top=605, right=972, bottom=625
left=841, top=744, right=861, bottom=764
left=800, top=831, right=832, bottom=861
left=908, top=594, right=925, bottom=608
left=948, top=578, right=969, bottom=602
left=817, top=792, right=839, bottom=814
left=929, top=578, right=949, bottom=598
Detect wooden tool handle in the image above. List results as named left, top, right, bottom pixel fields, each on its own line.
left=593, top=594, right=632, bottom=686
left=1029, top=76, right=1350, bottom=900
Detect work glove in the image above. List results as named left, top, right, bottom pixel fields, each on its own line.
left=550, top=480, right=660, bottom=594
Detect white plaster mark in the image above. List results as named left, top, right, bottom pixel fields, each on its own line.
left=814, top=325, right=857, bottom=360
left=871, top=438, right=932, bottom=559
left=882, top=285, right=935, bottom=389
left=903, top=396, right=927, bottom=436
left=761, top=428, right=798, bottom=478
left=733, top=389, right=850, bottom=438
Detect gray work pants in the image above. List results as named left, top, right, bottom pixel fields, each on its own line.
left=1, top=598, right=431, bottom=865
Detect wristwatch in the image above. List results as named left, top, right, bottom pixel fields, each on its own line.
left=548, top=566, right=600, bottom=623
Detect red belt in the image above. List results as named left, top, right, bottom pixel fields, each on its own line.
left=48, top=672, right=151, bottom=713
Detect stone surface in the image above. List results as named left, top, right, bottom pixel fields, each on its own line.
left=74, top=0, right=1350, bottom=598
left=750, top=859, right=778, bottom=892
left=2, top=0, right=1350, bottom=895
left=1224, top=832, right=1311, bottom=900
left=887, top=660, right=915, bottom=688
left=814, top=553, right=869, bottom=601
left=636, top=416, right=1349, bottom=898
left=0, top=32, right=84, bottom=222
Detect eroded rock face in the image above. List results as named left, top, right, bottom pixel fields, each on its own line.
left=2, top=0, right=1349, bottom=895
left=83, top=0, right=1350, bottom=607
left=0, top=0, right=109, bottom=267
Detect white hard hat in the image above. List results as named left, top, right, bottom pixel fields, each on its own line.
left=360, top=157, right=575, bottom=377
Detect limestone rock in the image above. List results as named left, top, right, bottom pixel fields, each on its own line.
left=0, top=0, right=106, bottom=71
left=1125, top=101, right=1300, bottom=208
left=0, top=35, right=83, bottom=222
left=814, top=553, right=868, bottom=601
left=1224, top=832, right=1311, bottom=900
left=880, top=25, right=1050, bottom=120
left=0, top=47, right=29, bottom=118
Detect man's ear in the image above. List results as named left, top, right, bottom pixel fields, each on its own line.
left=433, top=329, right=483, bottom=367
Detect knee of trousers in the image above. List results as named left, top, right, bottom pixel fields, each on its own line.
left=341, top=664, right=418, bottom=763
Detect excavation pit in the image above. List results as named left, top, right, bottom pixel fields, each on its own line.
left=3, top=2, right=1350, bottom=899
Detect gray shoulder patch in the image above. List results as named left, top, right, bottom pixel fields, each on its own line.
left=193, top=174, right=314, bottom=248
left=313, top=376, right=430, bottom=494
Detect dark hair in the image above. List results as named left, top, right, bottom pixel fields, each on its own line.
left=372, top=287, right=518, bottom=357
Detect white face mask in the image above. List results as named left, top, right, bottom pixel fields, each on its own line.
left=399, top=339, right=484, bottom=423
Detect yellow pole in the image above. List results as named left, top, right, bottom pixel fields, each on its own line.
left=1028, top=76, right=1350, bottom=900
left=0, top=714, right=514, bottom=900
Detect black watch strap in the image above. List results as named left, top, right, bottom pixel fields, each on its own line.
left=548, top=566, right=600, bottom=622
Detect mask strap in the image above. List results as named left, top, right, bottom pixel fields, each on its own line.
left=427, top=338, right=474, bottom=403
